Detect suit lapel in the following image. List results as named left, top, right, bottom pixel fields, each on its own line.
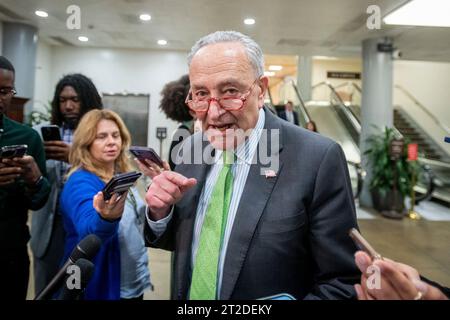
left=220, top=109, right=284, bottom=299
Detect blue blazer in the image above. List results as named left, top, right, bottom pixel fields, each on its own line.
left=60, top=169, right=120, bottom=300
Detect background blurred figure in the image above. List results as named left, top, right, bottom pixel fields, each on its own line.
left=354, top=251, right=449, bottom=300
left=31, top=73, right=103, bottom=295
left=305, top=120, right=318, bottom=132
left=278, top=100, right=299, bottom=125
left=60, top=109, right=151, bottom=300
left=0, top=56, right=50, bottom=299
left=159, top=74, right=194, bottom=170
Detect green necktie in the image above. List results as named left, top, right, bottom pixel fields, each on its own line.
left=189, top=151, right=234, bottom=300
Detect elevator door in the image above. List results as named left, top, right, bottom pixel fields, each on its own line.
left=102, top=93, right=150, bottom=147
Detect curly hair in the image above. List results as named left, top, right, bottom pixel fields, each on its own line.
left=159, top=74, right=192, bottom=123
left=51, top=73, right=103, bottom=126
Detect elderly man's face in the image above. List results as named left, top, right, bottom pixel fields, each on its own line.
left=189, top=42, right=268, bottom=150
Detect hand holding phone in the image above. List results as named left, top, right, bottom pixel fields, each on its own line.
left=129, top=146, right=164, bottom=168
left=102, top=171, right=142, bottom=201
left=41, top=125, right=62, bottom=141
left=94, top=191, right=128, bottom=221
left=0, top=144, right=28, bottom=159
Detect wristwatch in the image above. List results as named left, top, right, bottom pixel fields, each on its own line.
left=27, top=175, right=44, bottom=190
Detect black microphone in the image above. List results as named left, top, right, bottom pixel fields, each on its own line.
left=34, top=234, right=102, bottom=300
left=58, top=258, right=95, bottom=300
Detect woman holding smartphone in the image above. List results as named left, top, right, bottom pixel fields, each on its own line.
left=60, top=109, right=151, bottom=300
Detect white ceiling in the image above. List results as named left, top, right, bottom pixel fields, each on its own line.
left=1, top=0, right=450, bottom=62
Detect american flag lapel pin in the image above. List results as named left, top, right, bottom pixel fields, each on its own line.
left=264, top=169, right=277, bottom=178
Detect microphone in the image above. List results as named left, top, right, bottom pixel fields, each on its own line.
left=58, top=258, right=95, bottom=300
left=34, top=234, right=102, bottom=300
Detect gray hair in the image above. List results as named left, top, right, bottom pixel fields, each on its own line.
left=187, top=31, right=264, bottom=78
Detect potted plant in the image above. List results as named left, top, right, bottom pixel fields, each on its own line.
left=364, top=127, right=419, bottom=219
left=26, top=102, right=52, bottom=127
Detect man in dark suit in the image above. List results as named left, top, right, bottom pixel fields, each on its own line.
left=278, top=100, right=299, bottom=125
left=144, top=31, right=359, bottom=300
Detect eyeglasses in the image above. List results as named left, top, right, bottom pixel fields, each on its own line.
left=0, top=87, right=17, bottom=97
left=185, top=79, right=259, bottom=113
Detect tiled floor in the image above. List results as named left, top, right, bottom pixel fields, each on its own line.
left=27, top=200, right=450, bottom=299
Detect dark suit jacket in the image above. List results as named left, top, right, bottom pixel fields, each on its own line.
left=145, top=108, right=360, bottom=300
left=279, top=110, right=299, bottom=125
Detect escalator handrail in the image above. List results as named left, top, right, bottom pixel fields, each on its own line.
left=289, top=80, right=311, bottom=124
left=418, top=157, right=450, bottom=169
left=414, top=163, right=436, bottom=204
left=312, top=81, right=361, bottom=134
left=264, top=88, right=277, bottom=115
left=333, top=81, right=362, bottom=93
left=347, top=160, right=364, bottom=199
left=395, top=85, right=450, bottom=135
left=267, top=86, right=274, bottom=106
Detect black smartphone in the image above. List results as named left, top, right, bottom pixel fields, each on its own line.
left=129, top=146, right=164, bottom=168
left=0, top=144, right=28, bottom=159
left=41, top=125, right=62, bottom=141
left=102, top=171, right=142, bottom=201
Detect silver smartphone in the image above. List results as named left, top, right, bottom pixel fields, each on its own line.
left=349, top=228, right=382, bottom=260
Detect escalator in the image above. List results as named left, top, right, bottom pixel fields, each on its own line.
left=272, top=80, right=364, bottom=199
left=333, top=82, right=450, bottom=205
left=276, top=80, right=448, bottom=204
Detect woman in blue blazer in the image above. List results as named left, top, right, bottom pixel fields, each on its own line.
left=60, top=109, right=151, bottom=300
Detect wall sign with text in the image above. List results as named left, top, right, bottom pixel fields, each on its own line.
left=327, top=71, right=361, bottom=79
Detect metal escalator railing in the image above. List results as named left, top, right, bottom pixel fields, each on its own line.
left=312, top=81, right=361, bottom=144
left=414, top=163, right=436, bottom=204
left=334, top=81, right=362, bottom=93
left=288, top=80, right=364, bottom=199
left=308, top=81, right=440, bottom=204
left=333, top=82, right=362, bottom=118
left=265, top=88, right=277, bottom=115
left=395, top=85, right=450, bottom=136
left=347, top=160, right=364, bottom=200
left=290, top=80, right=311, bottom=125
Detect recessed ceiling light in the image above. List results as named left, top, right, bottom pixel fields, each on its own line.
left=157, top=39, right=167, bottom=46
left=384, top=0, right=450, bottom=27
left=35, top=10, right=48, bottom=18
left=313, top=56, right=339, bottom=60
left=78, top=36, right=89, bottom=42
left=139, top=14, right=151, bottom=21
left=264, top=71, right=275, bottom=77
left=268, top=65, right=282, bottom=71
left=244, top=18, right=255, bottom=25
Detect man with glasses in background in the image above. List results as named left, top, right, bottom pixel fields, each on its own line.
left=0, top=56, right=50, bottom=299
left=30, top=73, right=103, bottom=295
left=144, top=31, right=359, bottom=300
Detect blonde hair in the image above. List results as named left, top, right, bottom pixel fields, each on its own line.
left=67, top=109, right=132, bottom=181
